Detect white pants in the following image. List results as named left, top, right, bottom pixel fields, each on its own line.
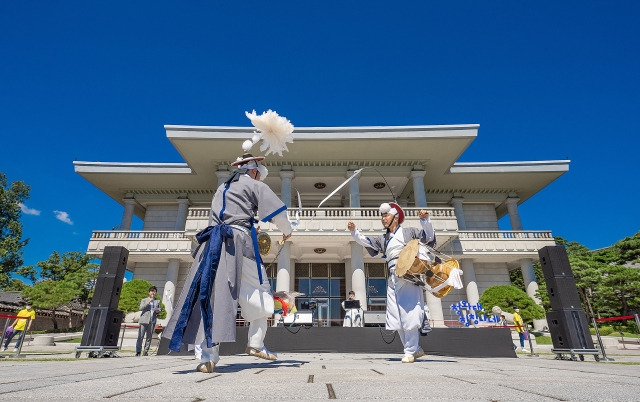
left=343, top=309, right=363, bottom=327
left=201, top=257, right=273, bottom=363
left=202, top=344, right=220, bottom=364
left=397, top=328, right=420, bottom=356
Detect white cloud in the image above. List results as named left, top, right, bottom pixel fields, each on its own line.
left=18, top=202, right=41, bottom=216
left=53, top=210, right=74, bottom=225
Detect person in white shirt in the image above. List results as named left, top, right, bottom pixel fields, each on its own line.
left=348, top=202, right=435, bottom=363
left=341, top=291, right=363, bottom=327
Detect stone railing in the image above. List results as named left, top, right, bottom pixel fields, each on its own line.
left=455, top=230, right=555, bottom=254
left=87, top=231, right=193, bottom=259
left=458, top=231, right=553, bottom=240
left=91, top=231, right=190, bottom=240
left=186, top=207, right=459, bottom=235
left=187, top=206, right=456, bottom=219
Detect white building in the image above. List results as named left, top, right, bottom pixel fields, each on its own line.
left=74, top=123, right=568, bottom=327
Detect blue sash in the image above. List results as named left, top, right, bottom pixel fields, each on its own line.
left=168, top=224, right=233, bottom=351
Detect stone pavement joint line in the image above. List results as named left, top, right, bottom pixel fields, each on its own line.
left=326, top=383, right=337, bottom=399
left=195, top=374, right=222, bottom=383
left=104, top=382, right=163, bottom=399
left=498, top=384, right=569, bottom=402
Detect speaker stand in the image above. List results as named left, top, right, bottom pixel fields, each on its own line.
left=75, top=345, right=120, bottom=358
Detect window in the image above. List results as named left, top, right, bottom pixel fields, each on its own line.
left=366, top=263, right=387, bottom=311
left=294, top=263, right=345, bottom=326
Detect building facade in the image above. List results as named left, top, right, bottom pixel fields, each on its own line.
left=74, top=124, right=569, bottom=327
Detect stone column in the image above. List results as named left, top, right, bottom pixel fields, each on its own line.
left=450, top=197, right=467, bottom=230
left=216, top=168, right=230, bottom=188
left=279, top=169, right=294, bottom=208
left=350, top=242, right=367, bottom=310
left=276, top=242, right=291, bottom=292
left=347, top=168, right=361, bottom=208
left=289, top=258, right=296, bottom=291
left=505, top=197, right=523, bottom=231
left=410, top=169, right=427, bottom=207
left=344, top=258, right=353, bottom=297
left=175, top=197, right=190, bottom=231
left=162, top=258, right=181, bottom=321
left=520, top=258, right=546, bottom=330
left=460, top=259, right=478, bottom=306
left=120, top=196, right=137, bottom=231
left=426, top=292, right=445, bottom=327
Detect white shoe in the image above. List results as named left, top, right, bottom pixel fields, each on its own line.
left=246, top=346, right=277, bottom=361
left=196, top=361, right=215, bottom=373
left=401, top=354, right=415, bottom=363
left=413, top=349, right=425, bottom=359
left=521, top=348, right=529, bottom=353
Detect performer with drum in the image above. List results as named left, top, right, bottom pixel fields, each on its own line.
left=347, top=202, right=435, bottom=363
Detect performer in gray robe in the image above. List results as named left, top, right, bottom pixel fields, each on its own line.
left=348, top=202, right=435, bottom=363
left=163, top=152, right=292, bottom=373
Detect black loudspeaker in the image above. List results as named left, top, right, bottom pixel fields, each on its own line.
left=546, top=309, right=594, bottom=350
left=91, top=275, right=123, bottom=309
left=546, top=276, right=583, bottom=311
left=90, top=247, right=128, bottom=309
left=539, top=245, right=574, bottom=280
left=81, top=308, right=124, bottom=347
left=98, top=246, right=128, bottom=278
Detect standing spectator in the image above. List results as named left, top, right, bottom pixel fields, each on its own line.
left=513, top=307, right=529, bottom=353
left=136, top=286, right=160, bottom=356
left=341, top=291, right=363, bottom=327
left=3, top=301, right=36, bottom=352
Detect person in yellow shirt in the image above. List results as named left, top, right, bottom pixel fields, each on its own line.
left=512, top=307, right=529, bottom=353
left=3, top=302, right=36, bottom=352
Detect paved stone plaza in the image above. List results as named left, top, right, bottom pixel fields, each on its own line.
left=0, top=340, right=639, bottom=401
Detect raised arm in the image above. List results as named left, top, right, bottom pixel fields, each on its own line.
left=418, top=210, right=435, bottom=244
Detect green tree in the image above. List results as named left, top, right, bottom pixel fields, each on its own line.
left=119, top=279, right=166, bottom=319
left=593, top=231, right=640, bottom=266
left=561, top=234, right=640, bottom=323
left=0, top=172, right=30, bottom=289
left=20, top=251, right=99, bottom=329
left=563, top=240, right=603, bottom=320
left=479, top=285, right=546, bottom=323
left=23, top=280, right=80, bottom=329
left=3, top=278, right=27, bottom=291
left=599, top=264, right=640, bottom=317
left=509, top=262, right=550, bottom=311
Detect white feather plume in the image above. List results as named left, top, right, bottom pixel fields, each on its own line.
left=245, top=110, right=294, bottom=156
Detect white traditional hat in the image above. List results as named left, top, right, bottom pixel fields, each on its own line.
left=231, top=152, right=265, bottom=167
left=229, top=109, right=294, bottom=181
left=379, top=202, right=405, bottom=224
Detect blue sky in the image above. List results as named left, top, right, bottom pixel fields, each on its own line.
left=1, top=1, right=639, bottom=273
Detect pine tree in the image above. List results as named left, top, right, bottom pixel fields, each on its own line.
left=0, top=172, right=30, bottom=289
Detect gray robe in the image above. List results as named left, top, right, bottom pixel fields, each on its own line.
left=163, top=173, right=291, bottom=346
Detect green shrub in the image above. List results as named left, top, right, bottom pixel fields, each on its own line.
left=590, top=326, right=615, bottom=336
left=118, top=279, right=166, bottom=319
left=478, top=285, right=546, bottom=322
